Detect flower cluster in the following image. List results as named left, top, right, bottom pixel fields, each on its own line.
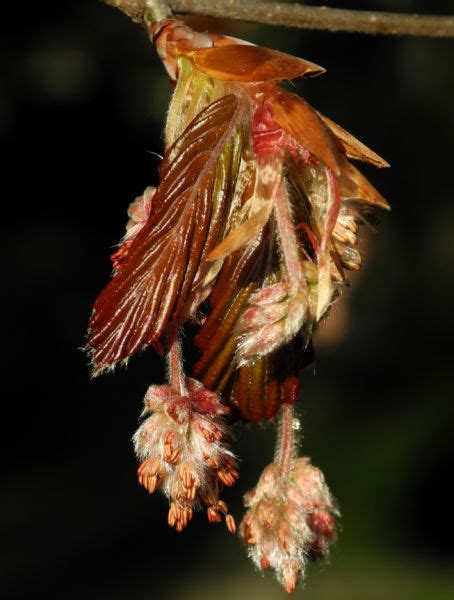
left=240, top=457, right=337, bottom=593
left=133, top=378, right=238, bottom=532
left=87, top=9, right=389, bottom=594
left=332, top=205, right=363, bottom=272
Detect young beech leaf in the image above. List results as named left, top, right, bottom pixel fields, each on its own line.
left=88, top=94, right=242, bottom=374
left=187, top=44, right=325, bottom=82
left=318, top=113, right=390, bottom=168
left=268, top=85, right=342, bottom=175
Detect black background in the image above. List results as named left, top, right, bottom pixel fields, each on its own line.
left=2, top=1, right=454, bottom=599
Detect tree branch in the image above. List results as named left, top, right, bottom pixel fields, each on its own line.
left=105, top=0, right=170, bottom=22
left=171, top=1, right=454, bottom=38
left=105, top=0, right=454, bottom=39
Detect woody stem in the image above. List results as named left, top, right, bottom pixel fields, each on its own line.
left=275, top=403, right=296, bottom=478
left=104, top=0, right=172, bottom=23
left=105, top=0, right=454, bottom=39
left=145, top=0, right=172, bottom=22
left=273, top=182, right=306, bottom=289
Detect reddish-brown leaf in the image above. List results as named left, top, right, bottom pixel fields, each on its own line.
left=319, top=113, right=390, bottom=169
left=339, top=161, right=390, bottom=209
left=194, top=244, right=262, bottom=385
left=230, top=340, right=306, bottom=422
left=269, top=86, right=342, bottom=175
left=186, top=45, right=325, bottom=83
left=88, top=94, right=242, bottom=374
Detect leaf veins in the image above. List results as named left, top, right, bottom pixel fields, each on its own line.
left=88, top=94, right=242, bottom=374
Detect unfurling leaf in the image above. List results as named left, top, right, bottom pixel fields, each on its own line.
left=187, top=44, right=325, bottom=82
left=236, top=283, right=309, bottom=365
left=88, top=94, right=243, bottom=373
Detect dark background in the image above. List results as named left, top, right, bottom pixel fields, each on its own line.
left=2, top=1, right=454, bottom=598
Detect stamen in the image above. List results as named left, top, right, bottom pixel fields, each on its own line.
left=260, top=555, right=270, bottom=570
left=147, top=474, right=159, bottom=494
left=207, top=507, right=222, bottom=523
left=217, top=500, right=228, bottom=514
left=199, top=424, right=215, bottom=443
left=168, top=504, right=177, bottom=527
left=225, top=514, right=237, bottom=534
left=284, top=573, right=297, bottom=594
left=217, top=470, right=234, bottom=486
left=164, top=431, right=180, bottom=463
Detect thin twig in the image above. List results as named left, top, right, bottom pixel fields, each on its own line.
left=273, top=180, right=306, bottom=290
left=105, top=0, right=171, bottom=22
left=172, top=1, right=454, bottom=38
left=167, top=335, right=187, bottom=396
left=105, top=0, right=145, bottom=23
left=275, top=403, right=296, bottom=477
left=105, top=0, right=454, bottom=39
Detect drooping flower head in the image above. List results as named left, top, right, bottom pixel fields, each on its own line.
left=240, top=456, right=337, bottom=593
left=86, top=12, right=389, bottom=593
left=134, top=378, right=238, bottom=532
